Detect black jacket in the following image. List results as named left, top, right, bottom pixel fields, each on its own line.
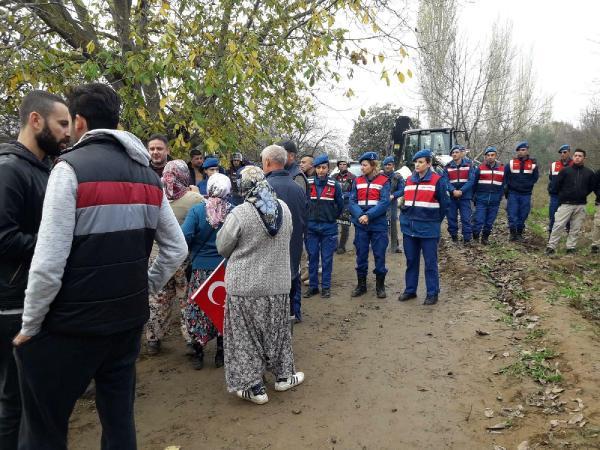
left=595, top=169, right=600, bottom=205
left=0, top=142, right=51, bottom=310
left=556, top=164, right=596, bottom=205
left=266, top=169, right=308, bottom=278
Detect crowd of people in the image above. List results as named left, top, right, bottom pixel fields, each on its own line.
left=1, top=84, right=599, bottom=449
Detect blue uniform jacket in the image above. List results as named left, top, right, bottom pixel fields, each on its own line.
left=308, top=176, right=344, bottom=235
left=399, top=169, right=450, bottom=239
left=473, top=162, right=505, bottom=204
left=348, top=174, right=391, bottom=232
left=443, top=159, right=476, bottom=200
left=181, top=202, right=223, bottom=270
left=504, top=157, right=539, bottom=194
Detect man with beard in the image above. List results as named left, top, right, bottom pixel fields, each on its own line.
left=0, top=90, right=70, bottom=450
left=12, top=83, right=187, bottom=449
left=148, top=134, right=172, bottom=177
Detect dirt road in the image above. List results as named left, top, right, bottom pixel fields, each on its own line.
left=70, top=236, right=599, bottom=449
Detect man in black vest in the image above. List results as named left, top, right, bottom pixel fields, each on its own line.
left=0, top=91, right=70, bottom=450
left=12, top=83, right=188, bottom=449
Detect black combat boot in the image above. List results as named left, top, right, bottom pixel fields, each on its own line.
left=351, top=274, right=367, bottom=297
left=472, top=232, right=480, bottom=242
left=375, top=274, right=387, bottom=299
left=215, top=336, right=224, bottom=368
left=191, top=343, right=204, bottom=370
left=516, top=228, right=524, bottom=242
left=509, top=228, right=517, bottom=241
left=481, top=232, right=490, bottom=245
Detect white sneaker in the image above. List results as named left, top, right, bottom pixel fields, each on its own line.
left=236, top=385, right=269, bottom=405
left=275, top=372, right=305, bottom=392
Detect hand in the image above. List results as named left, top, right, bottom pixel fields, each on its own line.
left=453, top=190, right=463, bottom=198
left=390, top=195, right=394, bottom=200
left=359, top=215, right=369, bottom=225
left=13, top=333, right=31, bottom=347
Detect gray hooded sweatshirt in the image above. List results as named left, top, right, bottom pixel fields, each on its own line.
left=21, top=129, right=188, bottom=336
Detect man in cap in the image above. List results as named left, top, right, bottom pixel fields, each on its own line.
left=398, top=149, right=449, bottom=305
left=333, top=158, right=356, bottom=254
left=504, top=141, right=539, bottom=241
left=278, top=140, right=309, bottom=194
left=348, top=152, right=391, bottom=298
left=0, top=90, right=70, bottom=450
left=227, top=152, right=247, bottom=205
left=548, top=144, right=573, bottom=233
left=382, top=156, right=405, bottom=253
left=443, top=144, right=476, bottom=244
left=546, top=149, right=596, bottom=255
left=197, top=157, right=220, bottom=195
left=303, top=154, right=343, bottom=299
left=472, top=147, right=505, bottom=244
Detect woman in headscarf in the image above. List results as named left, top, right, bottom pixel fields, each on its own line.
left=216, top=166, right=305, bottom=405
left=146, top=160, right=203, bottom=356
left=181, top=173, right=232, bottom=369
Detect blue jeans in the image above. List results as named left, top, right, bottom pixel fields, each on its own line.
left=506, top=192, right=532, bottom=231
left=403, top=235, right=440, bottom=296
left=306, top=231, right=337, bottom=289
left=473, top=201, right=501, bottom=235
left=354, top=227, right=388, bottom=276
left=447, top=198, right=473, bottom=240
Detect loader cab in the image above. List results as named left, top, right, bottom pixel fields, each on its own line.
left=402, top=128, right=467, bottom=168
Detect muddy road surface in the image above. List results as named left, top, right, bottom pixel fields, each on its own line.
left=70, top=239, right=599, bottom=449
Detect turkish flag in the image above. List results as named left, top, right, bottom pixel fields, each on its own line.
left=190, top=260, right=227, bottom=334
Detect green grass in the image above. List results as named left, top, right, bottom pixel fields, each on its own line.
left=525, top=328, right=547, bottom=340
left=501, top=349, right=562, bottom=383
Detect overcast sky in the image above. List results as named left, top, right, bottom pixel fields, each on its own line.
left=318, top=0, right=600, bottom=144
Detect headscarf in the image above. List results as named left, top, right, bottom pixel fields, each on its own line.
left=205, top=173, right=232, bottom=229
left=238, top=166, right=282, bottom=236
left=162, top=160, right=190, bottom=201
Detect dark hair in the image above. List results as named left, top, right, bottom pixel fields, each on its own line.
left=148, top=134, right=169, bottom=146
left=189, top=148, right=203, bottom=157
left=277, top=140, right=297, bottom=154
left=66, top=83, right=120, bottom=130
left=573, top=148, right=586, bottom=157
left=19, top=90, right=66, bottom=126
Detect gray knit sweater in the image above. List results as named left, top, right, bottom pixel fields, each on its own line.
left=216, top=200, right=292, bottom=296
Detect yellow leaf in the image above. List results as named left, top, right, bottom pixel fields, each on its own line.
left=400, top=47, right=408, bottom=58
left=137, top=107, right=146, bottom=119
left=327, top=15, right=335, bottom=27
left=205, top=137, right=218, bottom=152
left=86, top=41, right=95, bottom=54
left=407, top=69, right=413, bottom=78
left=397, top=72, right=405, bottom=83
left=378, top=53, right=384, bottom=63
left=160, top=97, right=168, bottom=109
left=8, top=74, right=21, bottom=90
left=361, top=13, right=369, bottom=24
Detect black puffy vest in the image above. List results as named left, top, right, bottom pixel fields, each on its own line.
left=43, top=135, right=162, bottom=335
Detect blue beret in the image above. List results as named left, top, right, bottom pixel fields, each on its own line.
left=202, top=157, right=219, bottom=169
left=382, top=156, right=395, bottom=165
left=484, top=146, right=497, bottom=155
left=559, top=144, right=570, bottom=152
left=313, top=154, right=329, bottom=167
left=515, top=141, right=529, bottom=151
left=450, top=145, right=461, bottom=153
left=412, top=149, right=432, bottom=162
left=358, top=151, right=378, bottom=162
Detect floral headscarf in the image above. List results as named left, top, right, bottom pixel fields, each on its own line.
left=238, top=166, right=282, bottom=236
left=206, top=173, right=232, bottom=229
left=162, top=160, right=190, bottom=201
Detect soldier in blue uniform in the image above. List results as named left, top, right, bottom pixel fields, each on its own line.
left=504, top=141, right=539, bottom=241
left=443, top=145, right=476, bottom=244
left=398, top=149, right=450, bottom=305
left=349, top=152, right=391, bottom=298
left=303, top=154, right=344, bottom=299
left=382, top=156, right=405, bottom=253
left=472, top=147, right=505, bottom=244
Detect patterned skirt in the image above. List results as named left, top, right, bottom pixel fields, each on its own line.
left=224, top=293, right=295, bottom=392
left=184, top=269, right=219, bottom=346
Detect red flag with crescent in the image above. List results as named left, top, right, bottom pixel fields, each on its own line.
left=189, top=260, right=226, bottom=334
